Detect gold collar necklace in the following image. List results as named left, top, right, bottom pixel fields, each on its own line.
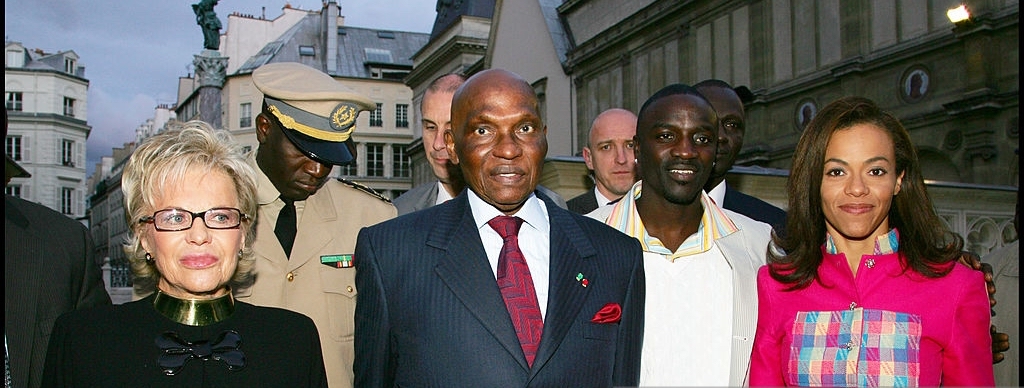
left=153, top=290, right=235, bottom=326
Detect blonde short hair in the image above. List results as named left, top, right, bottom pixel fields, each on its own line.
left=121, top=121, right=258, bottom=297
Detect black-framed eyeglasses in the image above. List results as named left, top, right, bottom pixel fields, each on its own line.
left=140, top=207, right=248, bottom=232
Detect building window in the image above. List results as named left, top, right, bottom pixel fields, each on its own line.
left=239, top=102, right=252, bottom=128
left=364, top=48, right=393, bottom=62
left=5, top=185, right=21, bottom=197
left=369, top=103, right=383, bottom=127
left=65, top=57, right=76, bottom=74
left=299, top=45, right=315, bottom=57
left=395, top=104, right=409, bottom=128
left=111, top=257, right=132, bottom=287
left=61, top=187, right=74, bottom=214
left=392, top=145, right=410, bottom=177
left=62, top=139, right=75, bottom=167
left=366, top=143, right=384, bottom=177
left=63, top=97, right=75, bottom=117
left=6, top=92, right=23, bottom=111
left=6, top=50, right=23, bottom=67
left=339, top=162, right=358, bottom=176
left=6, top=136, right=22, bottom=161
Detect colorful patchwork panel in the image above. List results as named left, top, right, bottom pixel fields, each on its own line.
left=788, top=308, right=921, bottom=387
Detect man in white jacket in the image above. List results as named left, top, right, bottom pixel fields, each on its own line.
left=589, top=83, right=771, bottom=386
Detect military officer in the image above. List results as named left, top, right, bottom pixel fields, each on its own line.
left=235, top=62, right=396, bottom=388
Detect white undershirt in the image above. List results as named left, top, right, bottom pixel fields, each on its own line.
left=639, top=244, right=733, bottom=386
left=467, top=190, right=551, bottom=320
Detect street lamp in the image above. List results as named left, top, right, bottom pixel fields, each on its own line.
left=946, top=4, right=971, bottom=25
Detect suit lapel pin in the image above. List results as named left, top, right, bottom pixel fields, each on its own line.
left=576, top=272, right=589, bottom=287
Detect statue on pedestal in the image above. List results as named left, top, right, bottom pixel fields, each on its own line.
left=192, top=0, right=222, bottom=50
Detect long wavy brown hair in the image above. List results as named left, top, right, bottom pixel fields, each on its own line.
left=768, top=96, right=962, bottom=289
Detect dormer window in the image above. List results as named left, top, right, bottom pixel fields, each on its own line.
left=299, top=45, right=315, bottom=57
left=64, top=57, right=76, bottom=74
left=364, top=48, right=393, bottom=64
left=7, top=49, right=25, bottom=68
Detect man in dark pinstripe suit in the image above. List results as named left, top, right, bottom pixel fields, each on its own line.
left=4, top=108, right=111, bottom=388
left=354, top=69, right=644, bottom=387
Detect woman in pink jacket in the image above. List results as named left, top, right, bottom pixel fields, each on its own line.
left=749, top=96, right=993, bottom=387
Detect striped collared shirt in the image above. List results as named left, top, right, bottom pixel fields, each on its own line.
left=604, top=181, right=739, bottom=262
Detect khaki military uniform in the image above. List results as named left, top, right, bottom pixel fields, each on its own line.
left=236, top=160, right=396, bottom=388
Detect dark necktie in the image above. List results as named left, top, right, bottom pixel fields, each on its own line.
left=275, top=198, right=297, bottom=258
left=488, top=215, right=543, bottom=367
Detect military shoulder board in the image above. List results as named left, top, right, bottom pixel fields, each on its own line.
left=337, top=178, right=392, bottom=203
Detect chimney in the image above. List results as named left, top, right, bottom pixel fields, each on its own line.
left=325, top=1, right=339, bottom=74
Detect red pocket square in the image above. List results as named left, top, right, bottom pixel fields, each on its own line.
left=590, top=303, right=622, bottom=324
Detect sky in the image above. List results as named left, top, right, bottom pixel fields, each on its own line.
left=4, top=0, right=437, bottom=177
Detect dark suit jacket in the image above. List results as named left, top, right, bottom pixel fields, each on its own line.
left=354, top=190, right=645, bottom=387
left=567, top=190, right=599, bottom=215
left=4, top=195, right=111, bottom=388
left=722, top=186, right=787, bottom=237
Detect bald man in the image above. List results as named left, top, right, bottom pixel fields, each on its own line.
left=568, top=108, right=638, bottom=214
left=355, top=69, right=644, bottom=387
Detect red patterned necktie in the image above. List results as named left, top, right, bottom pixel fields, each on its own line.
left=488, top=215, right=544, bottom=367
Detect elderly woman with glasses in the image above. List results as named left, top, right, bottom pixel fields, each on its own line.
left=42, top=121, right=328, bottom=387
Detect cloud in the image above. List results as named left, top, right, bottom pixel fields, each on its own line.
left=85, top=87, right=157, bottom=171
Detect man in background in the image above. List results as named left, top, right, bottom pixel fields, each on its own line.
left=5, top=108, right=111, bottom=388
left=567, top=108, right=637, bottom=214
left=393, top=73, right=466, bottom=215
left=395, top=72, right=566, bottom=215
left=694, top=79, right=787, bottom=235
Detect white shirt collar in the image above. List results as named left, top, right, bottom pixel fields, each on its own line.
left=707, top=180, right=727, bottom=207
left=435, top=180, right=454, bottom=205
left=594, top=187, right=617, bottom=206
left=467, top=188, right=549, bottom=235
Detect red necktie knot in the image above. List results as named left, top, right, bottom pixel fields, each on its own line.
left=488, top=215, right=523, bottom=240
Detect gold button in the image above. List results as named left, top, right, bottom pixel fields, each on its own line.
left=287, top=272, right=295, bottom=282
left=346, top=286, right=354, bottom=293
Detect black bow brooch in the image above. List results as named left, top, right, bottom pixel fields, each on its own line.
left=155, top=330, right=245, bottom=375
